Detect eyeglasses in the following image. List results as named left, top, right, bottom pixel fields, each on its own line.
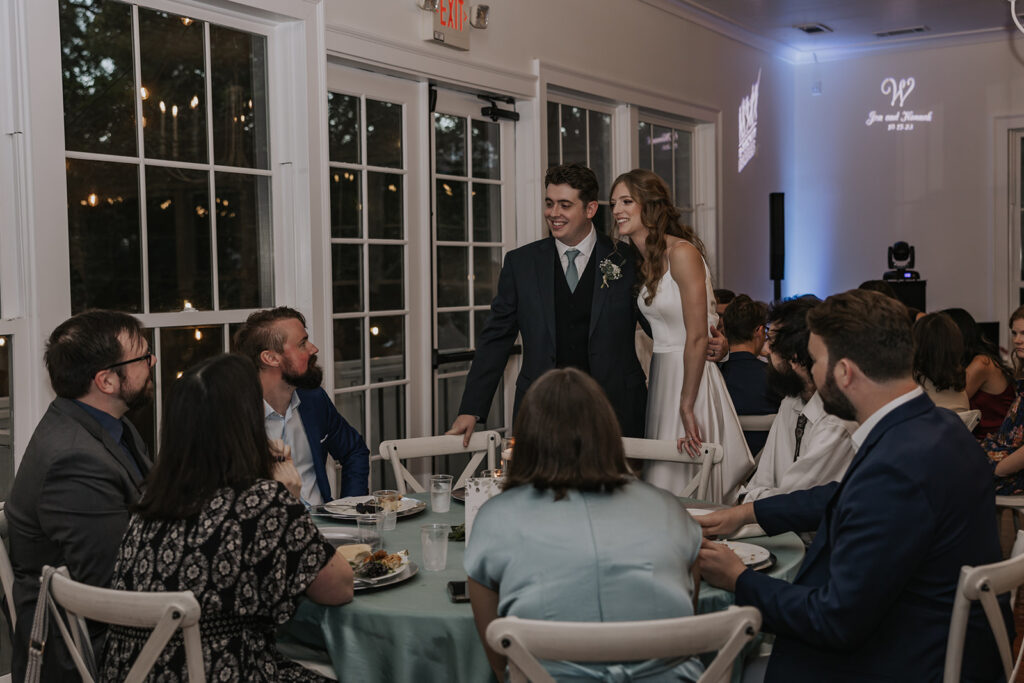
left=104, top=351, right=154, bottom=370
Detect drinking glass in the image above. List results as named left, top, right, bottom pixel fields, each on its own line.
left=356, top=514, right=381, bottom=551
left=430, top=474, right=454, bottom=513
left=420, top=523, right=451, bottom=571
left=501, top=436, right=514, bottom=473
left=372, top=489, right=400, bottom=531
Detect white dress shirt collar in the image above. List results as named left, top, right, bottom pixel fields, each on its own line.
left=555, top=225, right=597, bottom=273
left=851, top=386, right=923, bottom=449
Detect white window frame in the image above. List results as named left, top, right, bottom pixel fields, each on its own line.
left=323, top=63, right=430, bottom=450
left=6, top=0, right=326, bottom=467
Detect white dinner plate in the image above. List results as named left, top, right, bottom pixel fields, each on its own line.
left=719, top=540, right=772, bottom=568
left=354, top=558, right=418, bottom=591
left=320, top=495, right=426, bottom=520
left=686, top=508, right=713, bottom=517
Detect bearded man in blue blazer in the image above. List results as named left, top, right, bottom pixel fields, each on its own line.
left=235, top=307, right=369, bottom=502
left=698, top=290, right=1007, bottom=682
left=448, top=163, right=647, bottom=444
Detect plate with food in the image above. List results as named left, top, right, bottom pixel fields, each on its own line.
left=318, top=495, right=427, bottom=521
left=337, top=544, right=418, bottom=590
left=717, top=540, right=775, bottom=572
left=451, top=487, right=466, bottom=503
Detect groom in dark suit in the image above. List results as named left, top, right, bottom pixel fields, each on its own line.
left=449, top=163, right=647, bottom=442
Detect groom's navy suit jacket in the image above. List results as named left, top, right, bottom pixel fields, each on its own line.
left=736, top=393, right=1007, bottom=682
left=458, top=231, right=647, bottom=437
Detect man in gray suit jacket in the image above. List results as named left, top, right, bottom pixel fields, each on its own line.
left=6, top=310, right=155, bottom=682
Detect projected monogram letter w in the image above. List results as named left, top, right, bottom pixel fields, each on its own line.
left=881, top=77, right=915, bottom=108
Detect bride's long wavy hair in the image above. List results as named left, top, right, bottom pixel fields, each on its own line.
left=610, top=169, right=706, bottom=306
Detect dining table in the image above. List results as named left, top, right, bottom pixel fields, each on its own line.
left=280, top=491, right=806, bottom=682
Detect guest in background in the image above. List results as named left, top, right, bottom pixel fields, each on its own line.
left=465, top=368, right=704, bottom=682
left=911, top=313, right=970, bottom=412
left=235, top=307, right=370, bottom=501
left=976, top=306, right=1024, bottom=494
left=7, top=311, right=154, bottom=682
left=739, top=296, right=856, bottom=503
left=942, top=307, right=1015, bottom=438
left=102, top=353, right=352, bottom=682
left=713, top=288, right=735, bottom=319
left=718, top=295, right=782, bottom=455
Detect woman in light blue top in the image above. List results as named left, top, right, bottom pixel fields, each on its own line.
left=465, top=368, right=704, bottom=682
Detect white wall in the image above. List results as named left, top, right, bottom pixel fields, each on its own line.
left=324, top=0, right=795, bottom=300
left=790, top=36, right=1024, bottom=327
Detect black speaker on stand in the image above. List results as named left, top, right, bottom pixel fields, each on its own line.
left=769, top=193, right=785, bottom=302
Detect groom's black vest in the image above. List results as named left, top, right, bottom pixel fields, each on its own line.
left=553, top=249, right=597, bottom=373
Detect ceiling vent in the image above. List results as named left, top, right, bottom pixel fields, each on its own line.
left=875, top=25, right=930, bottom=38
left=794, top=23, right=833, bottom=35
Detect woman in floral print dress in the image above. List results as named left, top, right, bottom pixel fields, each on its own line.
left=102, top=354, right=353, bottom=682
left=979, top=306, right=1024, bottom=494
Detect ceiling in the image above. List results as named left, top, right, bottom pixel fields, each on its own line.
left=646, top=0, right=1023, bottom=61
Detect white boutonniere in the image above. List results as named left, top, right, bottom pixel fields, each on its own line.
left=599, top=258, right=622, bottom=288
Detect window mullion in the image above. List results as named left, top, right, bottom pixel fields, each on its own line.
left=131, top=5, right=151, bottom=315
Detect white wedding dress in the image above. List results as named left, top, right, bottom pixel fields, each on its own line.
left=640, top=258, right=754, bottom=504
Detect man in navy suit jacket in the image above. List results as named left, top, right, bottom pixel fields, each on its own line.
left=699, top=290, right=1007, bottom=682
left=449, top=163, right=647, bottom=443
left=235, top=307, right=369, bottom=501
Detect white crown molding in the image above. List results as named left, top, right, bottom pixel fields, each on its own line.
left=324, top=23, right=537, bottom=99
left=637, top=0, right=803, bottom=64
left=792, top=26, right=1023, bottom=64
left=540, top=61, right=720, bottom=123
left=638, top=0, right=1023, bottom=65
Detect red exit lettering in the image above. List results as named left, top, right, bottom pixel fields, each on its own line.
left=438, top=0, right=465, bottom=31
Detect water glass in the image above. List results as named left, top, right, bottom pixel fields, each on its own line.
left=372, top=489, right=400, bottom=531
left=501, top=436, right=514, bottom=473
left=420, top=523, right=451, bottom=571
left=356, top=514, right=381, bottom=551
left=430, top=474, right=454, bottom=513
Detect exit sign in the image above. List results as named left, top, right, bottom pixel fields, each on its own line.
left=428, top=0, right=470, bottom=50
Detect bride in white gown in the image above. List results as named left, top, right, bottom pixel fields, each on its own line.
left=610, top=169, right=753, bottom=503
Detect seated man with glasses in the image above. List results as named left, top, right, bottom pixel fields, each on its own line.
left=6, top=310, right=155, bottom=682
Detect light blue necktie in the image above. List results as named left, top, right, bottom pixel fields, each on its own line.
left=565, top=248, right=580, bottom=292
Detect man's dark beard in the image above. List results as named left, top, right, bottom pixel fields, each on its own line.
left=819, top=368, right=857, bottom=421
left=766, top=361, right=806, bottom=399
left=283, top=356, right=324, bottom=390
left=119, top=375, right=153, bottom=411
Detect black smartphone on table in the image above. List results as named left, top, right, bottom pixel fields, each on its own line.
left=447, top=580, right=470, bottom=603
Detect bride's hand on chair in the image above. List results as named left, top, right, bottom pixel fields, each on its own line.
left=677, top=408, right=703, bottom=458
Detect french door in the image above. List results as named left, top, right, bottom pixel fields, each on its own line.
left=430, top=88, right=517, bottom=436
left=324, top=68, right=518, bottom=483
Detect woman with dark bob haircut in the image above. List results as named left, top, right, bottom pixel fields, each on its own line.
left=911, top=313, right=969, bottom=412
left=101, top=353, right=352, bottom=682
left=464, top=368, right=704, bottom=682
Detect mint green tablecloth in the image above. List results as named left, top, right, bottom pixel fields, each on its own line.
left=283, top=493, right=805, bottom=683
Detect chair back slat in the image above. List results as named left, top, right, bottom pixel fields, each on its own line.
left=41, top=566, right=205, bottom=682
left=488, top=606, right=761, bottom=683
left=943, top=552, right=1024, bottom=682
left=622, top=439, right=724, bottom=502
left=381, top=432, right=500, bottom=495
